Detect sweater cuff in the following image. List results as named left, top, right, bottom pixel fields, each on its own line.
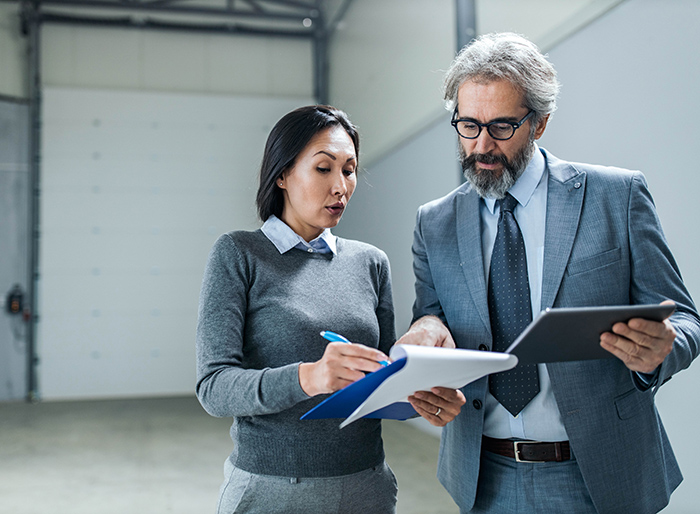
left=260, top=362, right=310, bottom=408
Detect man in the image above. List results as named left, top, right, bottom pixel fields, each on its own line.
left=401, top=33, right=700, bottom=513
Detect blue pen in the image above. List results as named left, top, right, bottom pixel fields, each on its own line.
left=320, top=331, right=390, bottom=366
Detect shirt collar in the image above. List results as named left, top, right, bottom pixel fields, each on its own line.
left=484, top=143, right=546, bottom=214
left=261, top=215, right=337, bottom=255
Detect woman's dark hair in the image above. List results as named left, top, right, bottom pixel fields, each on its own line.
left=256, top=105, right=359, bottom=221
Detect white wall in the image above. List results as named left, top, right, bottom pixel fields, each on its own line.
left=477, top=0, right=625, bottom=51
left=329, top=0, right=456, bottom=166
left=41, top=25, right=313, bottom=97
left=328, top=0, right=624, bottom=166
left=0, top=4, right=26, bottom=98
left=38, top=88, right=312, bottom=399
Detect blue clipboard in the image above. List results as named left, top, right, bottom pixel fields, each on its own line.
left=300, top=357, right=417, bottom=421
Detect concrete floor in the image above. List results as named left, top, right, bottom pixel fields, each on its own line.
left=0, top=396, right=459, bottom=514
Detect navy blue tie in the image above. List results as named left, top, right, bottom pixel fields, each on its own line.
left=488, top=193, right=540, bottom=416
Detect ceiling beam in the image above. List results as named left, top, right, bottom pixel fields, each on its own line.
left=13, top=0, right=319, bottom=22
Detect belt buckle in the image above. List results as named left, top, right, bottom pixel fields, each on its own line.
left=513, top=440, right=545, bottom=463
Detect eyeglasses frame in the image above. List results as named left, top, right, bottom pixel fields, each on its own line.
left=451, top=108, right=535, bottom=141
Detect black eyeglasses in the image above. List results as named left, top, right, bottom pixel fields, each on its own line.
left=451, top=109, right=534, bottom=141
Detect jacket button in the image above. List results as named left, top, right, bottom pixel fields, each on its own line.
left=473, top=399, right=482, bottom=410
left=478, top=344, right=489, bottom=351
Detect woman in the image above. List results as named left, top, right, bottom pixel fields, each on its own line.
left=196, top=105, right=398, bottom=513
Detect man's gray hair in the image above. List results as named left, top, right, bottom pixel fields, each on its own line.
left=444, top=32, right=561, bottom=126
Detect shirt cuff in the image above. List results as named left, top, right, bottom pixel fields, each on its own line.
left=633, top=367, right=660, bottom=390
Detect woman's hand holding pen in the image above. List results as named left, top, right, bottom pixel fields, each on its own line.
left=299, top=342, right=390, bottom=397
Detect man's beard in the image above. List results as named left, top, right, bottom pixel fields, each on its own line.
left=460, top=140, right=534, bottom=199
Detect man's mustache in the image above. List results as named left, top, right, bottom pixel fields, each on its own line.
left=465, top=152, right=510, bottom=167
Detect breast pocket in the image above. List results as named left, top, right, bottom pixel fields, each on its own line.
left=566, top=247, right=621, bottom=276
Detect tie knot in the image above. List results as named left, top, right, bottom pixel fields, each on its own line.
left=499, top=193, right=519, bottom=214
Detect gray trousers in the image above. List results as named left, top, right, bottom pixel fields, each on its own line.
left=467, top=450, right=597, bottom=513
left=217, top=459, right=398, bottom=514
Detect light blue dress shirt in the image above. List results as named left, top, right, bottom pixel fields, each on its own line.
left=261, top=215, right=337, bottom=255
left=480, top=144, right=569, bottom=441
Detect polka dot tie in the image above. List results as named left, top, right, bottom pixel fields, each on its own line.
left=488, top=193, right=540, bottom=416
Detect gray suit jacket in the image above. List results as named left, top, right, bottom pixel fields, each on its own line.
left=412, top=148, right=700, bottom=513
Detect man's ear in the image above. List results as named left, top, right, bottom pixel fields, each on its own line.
left=534, top=114, right=550, bottom=140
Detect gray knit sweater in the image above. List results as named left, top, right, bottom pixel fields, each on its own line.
left=196, top=230, right=396, bottom=477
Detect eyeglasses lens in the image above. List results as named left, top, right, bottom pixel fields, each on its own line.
left=487, top=123, right=514, bottom=140
left=456, top=121, right=515, bottom=140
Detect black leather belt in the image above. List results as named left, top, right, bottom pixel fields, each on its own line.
left=482, top=436, right=571, bottom=462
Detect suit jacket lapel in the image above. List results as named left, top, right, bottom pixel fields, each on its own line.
left=456, top=188, right=491, bottom=331
left=541, top=150, right=586, bottom=310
